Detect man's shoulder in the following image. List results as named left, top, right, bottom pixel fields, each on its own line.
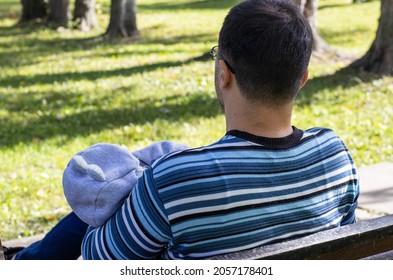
left=302, top=127, right=342, bottom=141
left=150, top=137, right=241, bottom=169
left=151, top=142, right=220, bottom=165
left=302, top=127, right=351, bottom=156
left=303, top=126, right=335, bottom=135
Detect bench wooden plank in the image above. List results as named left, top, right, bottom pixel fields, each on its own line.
left=207, top=214, right=393, bottom=260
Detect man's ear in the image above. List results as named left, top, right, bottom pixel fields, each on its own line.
left=218, top=60, right=233, bottom=90
left=299, top=69, right=309, bottom=90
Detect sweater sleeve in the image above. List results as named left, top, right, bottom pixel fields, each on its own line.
left=81, top=168, right=172, bottom=259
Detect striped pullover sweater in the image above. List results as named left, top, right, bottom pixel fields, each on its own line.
left=82, top=127, right=359, bottom=260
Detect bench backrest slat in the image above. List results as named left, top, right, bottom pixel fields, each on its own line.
left=207, top=215, right=393, bottom=260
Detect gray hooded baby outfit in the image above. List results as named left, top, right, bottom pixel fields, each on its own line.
left=62, top=141, right=188, bottom=227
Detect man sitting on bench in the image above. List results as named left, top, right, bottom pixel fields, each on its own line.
left=5, top=0, right=359, bottom=260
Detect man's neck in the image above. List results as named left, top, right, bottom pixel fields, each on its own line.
left=225, top=100, right=294, bottom=138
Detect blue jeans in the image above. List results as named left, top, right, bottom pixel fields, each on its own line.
left=15, top=212, right=88, bottom=260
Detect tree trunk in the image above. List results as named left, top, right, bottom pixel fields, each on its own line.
left=20, top=0, right=47, bottom=21
left=294, top=0, right=332, bottom=53
left=350, top=0, right=393, bottom=74
left=48, top=0, right=70, bottom=27
left=104, top=0, right=140, bottom=39
left=73, top=0, right=98, bottom=31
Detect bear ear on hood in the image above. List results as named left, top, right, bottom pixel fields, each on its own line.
left=72, top=155, right=107, bottom=182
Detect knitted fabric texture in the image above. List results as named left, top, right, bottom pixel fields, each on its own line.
left=63, top=141, right=188, bottom=227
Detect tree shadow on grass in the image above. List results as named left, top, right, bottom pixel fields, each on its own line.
left=296, top=66, right=382, bottom=107
left=0, top=20, right=220, bottom=148
left=0, top=21, right=47, bottom=37
left=0, top=22, right=216, bottom=68
left=318, top=2, right=352, bottom=10
left=0, top=59, right=192, bottom=88
left=0, top=92, right=221, bottom=148
left=139, top=0, right=238, bottom=11
left=319, top=27, right=372, bottom=46
left=0, top=20, right=215, bottom=86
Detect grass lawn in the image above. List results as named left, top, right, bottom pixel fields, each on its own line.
left=0, top=0, right=392, bottom=240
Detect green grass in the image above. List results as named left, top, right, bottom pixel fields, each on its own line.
left=318, top=0, right=380, bottom=52
left=0, top=0, right=392, bottom=240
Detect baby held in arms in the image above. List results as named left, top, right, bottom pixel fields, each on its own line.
left=62, top=141, right=188, bottom=227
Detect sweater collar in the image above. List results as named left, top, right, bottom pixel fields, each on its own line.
left=226, top=126, right=304, bottom=149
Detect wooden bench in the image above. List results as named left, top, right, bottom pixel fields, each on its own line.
left=207, top=214, right=393, bottom=260
left=1, top=215, right=392, bottom=260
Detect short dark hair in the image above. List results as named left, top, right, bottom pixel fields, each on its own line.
left=218, top=0, right=313, bottom=105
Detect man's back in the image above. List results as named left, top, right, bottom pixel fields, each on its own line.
left=82, top=127, right=359, bottom=259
